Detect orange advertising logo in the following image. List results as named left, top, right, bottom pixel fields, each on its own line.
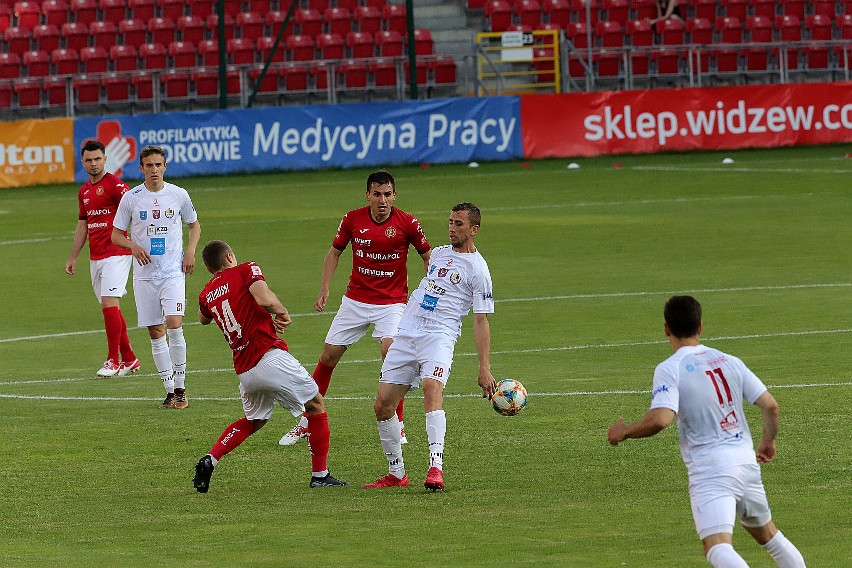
left=0, top=117, right=75, bottom=188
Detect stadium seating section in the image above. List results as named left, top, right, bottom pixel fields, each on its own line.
left=0, top=0, right=456, bottom=112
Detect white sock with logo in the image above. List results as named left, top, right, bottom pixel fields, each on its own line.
left=167, top=327, right=186, bottom=389
left=425, top=409, right=446, bottom=470
left=150, top=336, right=174, bottom=392
left=377, top=416, right=405, bottom=479
left=762, top=531, right=806, bottom=568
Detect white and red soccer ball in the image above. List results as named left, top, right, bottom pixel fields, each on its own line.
left=491, top=379, right=527, bottom=416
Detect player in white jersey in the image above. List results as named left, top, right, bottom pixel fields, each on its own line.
left=363, top=203, right=498, bottom=492
left=608, top=296, right=805, bottom=568
left=111, top=145, right=201, bottom=410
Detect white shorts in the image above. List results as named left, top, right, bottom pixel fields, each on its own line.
left=238, top=348, right=319, bottom=421
left=379, top=331, right=456, bottom=390
left=90, top=255, right=132, bottom=301
left=689, top=464, right=773, bottom=539
left=324, top=295, right=405, bottom=346
left=133, top=276, right=186, bottom=327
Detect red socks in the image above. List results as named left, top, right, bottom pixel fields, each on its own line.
left=209, top=417, right=256, bottom=460
left=313, top=361, right=335, bottom=396
left=396, top=398, right=405, bottom=422
left=103, top=306, right=135, bottom=362
left=306, top=412, right=330, bottom=473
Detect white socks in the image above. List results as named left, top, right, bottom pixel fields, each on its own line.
left=425, top=409, right=446, bottom=470
left=167, top=327, right=187, bottom=389
left=706, top=543, right=749, bottom=568
left=762, top=531, right=806, bottom=568
left=377, top=416, right=405, bottom=479
left=150, top=336, right=174, bottom=392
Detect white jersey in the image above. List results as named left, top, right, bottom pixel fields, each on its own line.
left=650, top=344, right=768, bottom=479
left=398, top=244, right=494, bottom=338
left=113, top=182, right=198, bottom=281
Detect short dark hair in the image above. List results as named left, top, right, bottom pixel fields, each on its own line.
left=366, top=170, right=395, bottom=192
left=451, top=202, right=481, bottom=227
left=202, top=240, right=232, bottom=272
left=664, top=295, right=702, bottom=338
left=139, top=145, right=166, bottom=164
left=81, top=140, right=105, bottom=156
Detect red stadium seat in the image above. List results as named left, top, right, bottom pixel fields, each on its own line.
left=246, top=0, right=271, bottom=14
left=353, top=5, right=381, bottom=33
left=745, top=15, right=772, bottom=41
left=382, top=3, right=407, bottom=33
left=600, top=0, right=629, bottom=24
left=596, top=20, right=623, bottom=46
left=13, top=1, right=41, bottom=29
left=176, top=15, right=205, bottom=44
left=110, top=44, right=138, bottom=70
left=688, top=0, right=716, bottom=20
left=658, top=16, right=685, bottom=43
left=148, top=17, right=176, bottom=45
left=127, top=0, right=154, bottom=20
left=248, top=63, right=279, bottom=92
left=805, top=14, right=832, bottom=40
left=715, top=15, right=741, bottom=43
left=295, top=8, right=322, bottom=37
left=99, top=0, right=127, bottom=21
left=369, top=56, right=397, bottom=88
left=221, top=0, right=242, bottom=19
left=282, top=61, right=308, bottom=91
left=515, top=0, right=544, bottom=27
left=686, top=16, right=712, bottom=42
left=0, top=52, right=21, bottom=79
left=720, top=0, right=746, bottom=20
left=51, top=47, right=78, bottom=74
left=285, top=34, right=314, bottom=60
left=138, top=41, right=167, bottom=69
left=38, top=1, right=69, bottom=28
left=14, top=77, right=42, bottom=106
left=69, top=0, right=98, bottom=25
left=838, top=14, right=852, bottom=39
left=651, top=47, right=683, bottom=74
left=256, top=36, right=285, bottom=62
left=310, top=59, right=331, bottom=90
left=191, top=68, right=218, bottom=96
left=0, top=83, right=11, bottom=109
left=103, top=72, right=131, bottom=102
left=774, top=13, right=800, bottom=40
left=207, top=14, right=235, bottom=41
left=61, top=21, right=89, bottom=51
left=73, top=74, right=100, bottom=104
left=316, top=32, right=345, bottom=59
left=810, top=0, right=835, bottom=17
left=780, top=0, right=804, bottom=18
left=375, top=29, right=402, bottom=56
left=236, top=12, right=264, bottom=40
left=264, top=10, right=293, bottom=39
left=168, top=40, right=195, bottom=67
left=413, top=28, right=433, bottom=55
left=188, top=0, right=215, bottom=18
left=159, top=0, right=184, bottom=20
left=197, top=38, right=219, bottom=65
left=90, top=20, right=117, bottom=50
left=80, top=45, right=109, bottom=72
left=131, top=69, right=155, bottom=99
left=23, top=49, right=50, bottom=76
left=44, top=76, right=69, bottom=104
left=404, top=58, right=428, bottom=85
left=32, top=23, right=60, bottom=52
left=324, top=7, right=351, bottom=35
left=227, top=37, right=254, bottom=64
left=542, top=0, right=570, bottom=27
left=162, top=68, right=190, bottom=97
left=118, top=19, right=146, bottom=46
left=0, top=5, right=11, bottom=35
left=625, top=17, right=653, bottom=45
left=338, top=58, right=368, bottom=89
left=709, top=46, right=738, bottom=73
left=484, top=0, right=512, bottom=31
left=565, top=21, right=590, bottom=55
left=571, top=0, right=599, bottom=24
left=750, top=0, right=775, bottom=18
left=430, top=54, right=456, bottom=84
left=346, top=31, right=373, bottom=58
left=631, top=0, right=657, bottom=20
left=4, top=26, right=31, bottom=53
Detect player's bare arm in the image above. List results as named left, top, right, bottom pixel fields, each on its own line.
left=249, top=280, right=292, bottom=332
left=314, top=247, right=343, bottom=312
left=198, top=310, right=213, bottom=326
left=754, top=390, right=780, bottom=464
left=420, top=249, right=432, bottom=273
left=65, top=220, right=89, bottom=275
left=183, top=221, right=201, bottom=274
left=111, top=227, right=151, bottom=265
left=608, top=408, right=676, bottom=446
left=473, top=313, right=497, bottom=398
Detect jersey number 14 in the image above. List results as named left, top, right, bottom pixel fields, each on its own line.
left=210, top=299, right=243, bottom=345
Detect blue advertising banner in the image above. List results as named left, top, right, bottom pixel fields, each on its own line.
left=73, top=97, right=522, bottom=183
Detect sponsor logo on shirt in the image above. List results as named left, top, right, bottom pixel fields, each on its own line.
left=153, top=210, right=160, bottom=219
left=420, top=294, right=439, bottom=312
left=359, top=228, right=369, bottom=234
left=87, top=208, right=112, bottom=216
left=385, top=226, right=396, bottom=238
left=651, top=384, right=669, bottom=399
left=140, top=211, right=147, bottom=220
left=451, top=272, right=461, bottom=285
left=164, top=209, right=174, bottom=219
left=438, top=268, right=448, bottom=277
left=353, top=237, right=372, bottom=246
left=88, top=222, right=109, bottom=230
left=251, top=264, right=263, bottom=277
left=720, top=411, right=739, bottom=430
left=150, top=237, right=166, bottom=255
left=426, top=280, right=446, bottom=296
left=480, top=290, right=491, bottom=298
left=357, top=266, right=394, bottom=277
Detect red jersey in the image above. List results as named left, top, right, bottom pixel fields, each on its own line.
left=77, top=172, right=131, bottom=260
left=198, top=262, right=289, bottom=375
left=333, top=206, right=430, bottom=305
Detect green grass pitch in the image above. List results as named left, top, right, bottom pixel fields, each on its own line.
left=1, top=145, right=850, bottom=567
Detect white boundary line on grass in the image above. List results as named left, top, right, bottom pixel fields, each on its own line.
left=1, top=381, right=850, bottom=403
left=631, top=166, right=852, bottom=174
left=2, top=282, right=850, bottom=344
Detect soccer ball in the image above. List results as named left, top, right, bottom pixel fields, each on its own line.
left=491, top=379, right=527, bottom=416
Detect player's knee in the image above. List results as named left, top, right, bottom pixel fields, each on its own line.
left=251, top=418, right=268, bottom=431
left=305, top=394, right=325, bottom=415
left=373, top=396, right=396, bottom=420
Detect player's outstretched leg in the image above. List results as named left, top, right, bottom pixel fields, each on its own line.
left=363, top=415, right=409, bottom=488
left=306, top=411, right=349, bottom=487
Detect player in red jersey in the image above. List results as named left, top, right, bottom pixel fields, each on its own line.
left=279, top=170, right=431, bottom=447
left=65, top=140, right=140, bottom=378
left=194, top=240, right=348, bottom=492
